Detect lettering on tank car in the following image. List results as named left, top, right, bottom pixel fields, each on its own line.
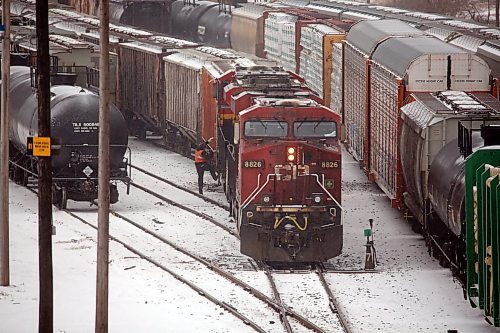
left=321, top=161, right=339, bottom=169
left=79, top=154, right=96, bottom=163
left=243, top=160, right=264, bottom=168
left=72, top=122, right=99, bottom=133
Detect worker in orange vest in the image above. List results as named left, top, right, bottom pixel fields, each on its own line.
left=195, top=137, right=218, bottom=195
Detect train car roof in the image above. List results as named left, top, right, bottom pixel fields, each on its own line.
left=371, top=36, right=468, bottom=77
left=402, top=91, right=500, bottom=129
left=346, top=19, right=425, bottom=55
left=232, top=3, right=268, bottom=19
left=478, top=40, right=500, bottom=62
left=163, top=47, right=241, bottom=70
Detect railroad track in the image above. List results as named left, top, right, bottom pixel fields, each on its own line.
left=126, top=170, right=351, bottom=332
left=59, top=194, right=331, bottom=332
left=24, top=154, right=361, bottom=332
left=130, top=163, right=229, bottom=211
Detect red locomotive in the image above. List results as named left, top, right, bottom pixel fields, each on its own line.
left=214, top=66, right=343, bottom=262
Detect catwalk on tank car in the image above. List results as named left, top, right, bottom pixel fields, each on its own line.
left=6, top=66, right=131, bottom=209
left=215, top=66, right=343, bottom=262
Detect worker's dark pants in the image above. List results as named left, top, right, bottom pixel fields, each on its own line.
left=195, top=162, right=218, bottom=194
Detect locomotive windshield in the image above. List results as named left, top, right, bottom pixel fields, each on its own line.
left=294, top=121, right=337, bottom=138
left=244, top=120, right=288, bottom=138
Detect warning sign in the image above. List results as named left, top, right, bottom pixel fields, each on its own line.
left=27, top=137, right=51, bottom=157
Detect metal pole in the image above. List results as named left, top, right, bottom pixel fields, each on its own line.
left=496, top=0, right=499, bottom=27
left=95, top=0, right=110, bottom=330
left=0, top=0, right=11, bottom=287
left=36, top=0, right=53, bottom=331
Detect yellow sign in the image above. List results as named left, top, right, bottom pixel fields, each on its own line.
left=32, top=137, right=51, bottom=157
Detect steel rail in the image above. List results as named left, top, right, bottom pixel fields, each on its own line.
left=109, top=208, right=326, bottom=333
left=130, top=163, right=229, bottom=211
left=260, top=262, right=294, bottom=333
left=64, top=210, right=267, bottom=333
left=316, top=265, right=352, bottom=333
left=130, top=182, right=238, bottom=239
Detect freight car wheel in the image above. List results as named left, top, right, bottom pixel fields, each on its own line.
left=52, top=185, right=62, bottom=209
left=21, top=170, right=29, bottom=186
left=61, top=188, right=68, bottom=210
left=13, top=166, right=24, bottom=185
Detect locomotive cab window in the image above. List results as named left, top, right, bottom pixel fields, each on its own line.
left=244, top=120, right=288, bottom=138
left=294, top=121, right=337, bottom=138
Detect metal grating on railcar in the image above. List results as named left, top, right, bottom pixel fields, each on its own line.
left=412, top=91, right=500, bottom=117
left=480, top=28, right=500, bottom=39
left=424, top=27, right=456, bottom=41
left=443, top=20, right=486, bottom=30
left=341, top=11, right=379, bottom=21
left=404, top=11, right=448, bottom=20
left=148, top=35, right=198, bottom=48
left=49, top=35, right=94, bottom=49
left=195, top=47, right=239, bottom=59
left=449, top=35, right=485, bottom=52
left=368, top=5, right=408, bottom=14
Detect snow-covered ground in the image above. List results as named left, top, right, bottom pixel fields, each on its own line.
left=0, top=138, right=496, bottom=332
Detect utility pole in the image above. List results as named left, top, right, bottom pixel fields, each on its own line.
left=36, top=0, right=53, bottom=331
left=0, top=0, right=11, bottom=287
left=95, top=0, right=110, bottom=330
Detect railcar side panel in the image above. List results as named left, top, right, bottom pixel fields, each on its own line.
left=465, top=148, right=500, bottom=327
left=230, top=4, right=266, bottom=57
left=164, top=57, right=201, bottom=142
left=201, top=67, right=218, bottom=150
left=118, top=44, right=165, bottom=131
left=343, top=42, right=367, bottom=164
left=369, top=61, right=403, bottom=207
left=330, top=42, right=343, bottom=115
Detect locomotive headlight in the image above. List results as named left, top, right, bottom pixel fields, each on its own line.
left=286, top=147, right=296, bottom=162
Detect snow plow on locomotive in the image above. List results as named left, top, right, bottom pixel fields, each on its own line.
left=215, top=66, right=343, bottom=262
left=6, top=66, right=131, bottom=209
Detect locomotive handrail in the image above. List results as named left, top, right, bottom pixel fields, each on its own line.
left=241, top=173, right=299, bottom=212
left=240, top=172, right=343, bottom=215
left=311, top=174, right=343, bottom=211
left=240, top=173, right=266, bottom=210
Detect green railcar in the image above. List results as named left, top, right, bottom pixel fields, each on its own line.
left=465, top=147, right=500, bottom=326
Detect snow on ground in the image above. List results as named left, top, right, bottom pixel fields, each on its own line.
left=0, top=137, right=498, bottom=332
